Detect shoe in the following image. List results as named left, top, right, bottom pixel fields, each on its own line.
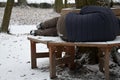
left=36, top=23, right=44, bottom=30
left=30, top=30, right=36, bottom=36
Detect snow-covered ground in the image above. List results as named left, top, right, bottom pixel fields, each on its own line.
left=1, top=6, right=120, bottom=80
left=0, top=7, right=58, bottom=80
left=0, top=0, right=75, bottom=4
left=1, top=25, right=120, bottom=80
left=0, top=0, right=119, bottom=4
left=0, top=32, right=50, bottom=80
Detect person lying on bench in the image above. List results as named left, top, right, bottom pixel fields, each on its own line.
left=30, top=6, right=120, bottom=42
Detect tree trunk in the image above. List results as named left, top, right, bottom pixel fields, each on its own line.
left=75, top=0, right=81, bottom=8
left=87, top=0, right=97, bottom=5
left=110, top=0, right=113, bottom=7
left=0, top=0, right=14, bottom=32
left=75, top=0, right=92, bottom=8
left=54, top=0, right=63, bottom=13
left=18, top=0, right=27, bottom=6
left=64, top=0, right=67, bottom=8
left=75, top=0, right=98, bottom=8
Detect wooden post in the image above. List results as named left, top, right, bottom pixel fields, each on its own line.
left=30, top=40, right=37, bottom=69
left=98, top=47, right=111, bottom=80
left=49, top=45, right=57, bottom=79
left=104, top=47, right=111, bottom=80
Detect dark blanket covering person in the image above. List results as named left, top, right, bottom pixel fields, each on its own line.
left=65, top=6, right=120, bottom=42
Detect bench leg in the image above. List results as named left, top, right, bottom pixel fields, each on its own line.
left=30, top=41, right=37, bottom=69
left=104, top=48, right=111, bottom=80
left=65, top=46, right=75, bottom=69
left=49, top=45, right=75, bottom=79
left=49, top=46, right=57, bottom=79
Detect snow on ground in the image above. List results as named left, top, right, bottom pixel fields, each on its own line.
left=0, top=7, right=60, bottom=25
left=0, top=7, right=57, bottom=80
left=0, top=0, right=119, bottom=3
left=1, top=7, right=120, bottom=80
left=0, top=0, right=75, bottom=4
left=0, top=33, right=50, bottom=80
left=0, top=25, right=103, bottom=80
left=1, top=27, right=120, bottom=80
left=9, top=25, right=37, bottom=34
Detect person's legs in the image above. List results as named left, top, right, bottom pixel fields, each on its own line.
left=37, top=17, right=59, bottom=30
left=34, top=27, right=58, bottom=36
left=30, top=17, right=59, bottom=36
